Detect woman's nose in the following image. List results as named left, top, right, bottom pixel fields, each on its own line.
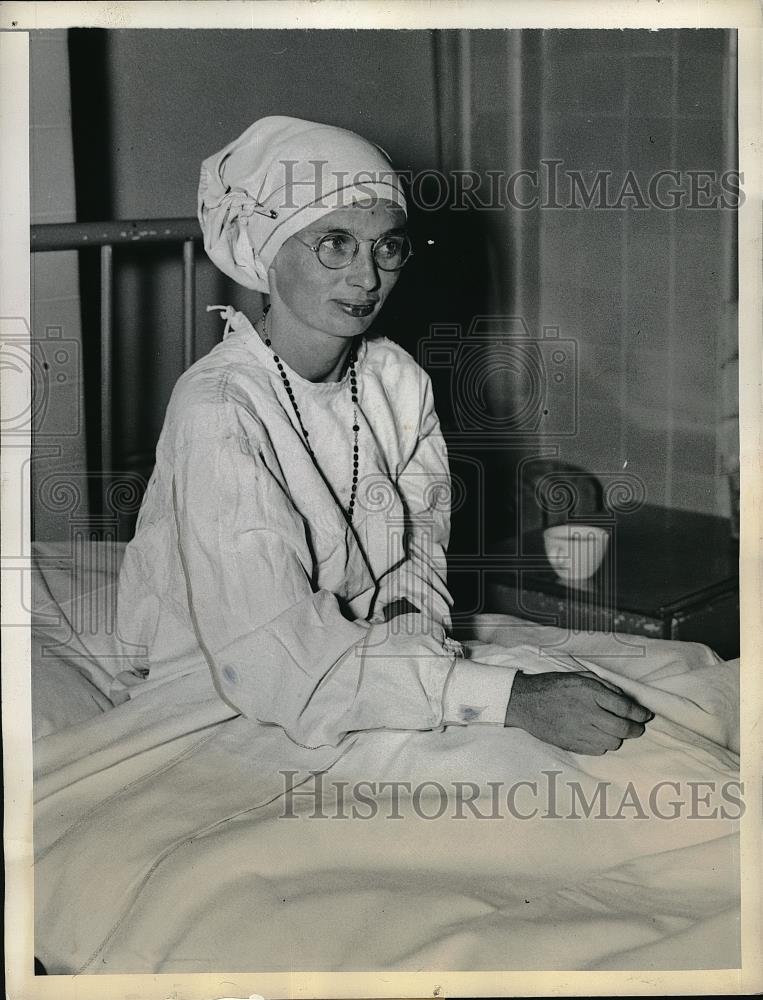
left=347, top=243, right=381, bottom=291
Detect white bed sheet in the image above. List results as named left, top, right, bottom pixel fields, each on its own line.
left=31, top=542, right=741, bottom=974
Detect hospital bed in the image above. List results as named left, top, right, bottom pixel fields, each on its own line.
left=29, top=219, right=741, bottom=974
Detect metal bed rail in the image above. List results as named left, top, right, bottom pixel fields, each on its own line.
left=31, top=217, right=201, bottom=516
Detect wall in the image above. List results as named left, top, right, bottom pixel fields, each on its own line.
left=465, top=29, right=737, bottom=519
left=59, top=28, right=737, bottom=543
left=92, top=29, right=449, bottom=485
left=30, top=30, right=89, bottom=540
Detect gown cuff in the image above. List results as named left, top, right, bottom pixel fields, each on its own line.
left=442, top=659, right=519, bottom=726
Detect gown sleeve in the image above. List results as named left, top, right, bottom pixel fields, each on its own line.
left=369, top=371, right=454, bottom=629
left=169, top=398, right=460, bottom=749
left=370, top=369, right=520, bottom=726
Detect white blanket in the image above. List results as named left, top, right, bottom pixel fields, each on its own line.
left=31, top=543, right=740, bottom=973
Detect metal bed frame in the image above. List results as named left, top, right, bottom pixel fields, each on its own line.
left=31, top=217, right=201, bottom=519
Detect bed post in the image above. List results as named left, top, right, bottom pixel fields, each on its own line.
left=99, top=243, right=113, bottom=516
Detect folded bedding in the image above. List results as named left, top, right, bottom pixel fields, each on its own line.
left=31, top=542, right=741, bottom=973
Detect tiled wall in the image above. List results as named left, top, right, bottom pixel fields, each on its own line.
left=521, top=30, right=736, bottom=516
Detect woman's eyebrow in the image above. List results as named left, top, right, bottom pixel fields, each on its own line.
left=310, top=226, right=353, bottom=235
left=308, top=225, right=407, bottom=237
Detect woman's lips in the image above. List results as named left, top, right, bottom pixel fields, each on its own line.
left=334, top=300, right=377, bottom=318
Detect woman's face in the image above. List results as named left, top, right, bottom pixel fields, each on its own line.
left=268, top=200, right=407, bottom=338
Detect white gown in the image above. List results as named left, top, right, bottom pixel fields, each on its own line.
left=113, top=307, right=517, bottom=748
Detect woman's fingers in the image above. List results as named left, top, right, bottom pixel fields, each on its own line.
left=505, top=671, right=655, bottom=756
left=592, top=685, right=654, bottom=723
left=576, top=670, right=625, bottom=695
left=577, top=670, right=656, bottom=726
left=589, top=711, right=646, bottom=740
left=574, top=730, right=622, bottom=754
left=588, top=720, right=624, bottom=749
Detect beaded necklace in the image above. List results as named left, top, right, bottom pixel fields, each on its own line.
left=260, top=306, right=360, bottom=524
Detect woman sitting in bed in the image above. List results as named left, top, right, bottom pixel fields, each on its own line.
left=116, top=115, right=652, bottom=756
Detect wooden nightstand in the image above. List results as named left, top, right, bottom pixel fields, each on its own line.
left=482, top=504, right=740, bottom=660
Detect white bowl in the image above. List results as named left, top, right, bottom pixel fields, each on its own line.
left=543, top=524, right=609, bottom=582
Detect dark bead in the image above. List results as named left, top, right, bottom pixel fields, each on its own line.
left=273, top=355, right=280, bottom=363
left=352, top=475, right=358, bottom=484
left=352, top=424, right=360, bottom=432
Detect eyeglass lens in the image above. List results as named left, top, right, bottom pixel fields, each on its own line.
left=317, top=233, right=412, bottom=271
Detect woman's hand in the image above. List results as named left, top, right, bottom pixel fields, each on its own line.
left=504, top=671, right=654, bottom=755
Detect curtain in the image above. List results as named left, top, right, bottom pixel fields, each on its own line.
left=718, top=31, right=739, bottom=537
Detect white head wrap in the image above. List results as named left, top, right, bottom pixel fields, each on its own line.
left=198, top=115, right=407, bottom=293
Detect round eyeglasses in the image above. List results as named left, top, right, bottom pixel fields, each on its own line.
left=293, top=231, right=413, bottom=271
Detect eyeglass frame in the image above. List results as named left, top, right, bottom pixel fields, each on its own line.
left=291, top=230, right=414, bottom=272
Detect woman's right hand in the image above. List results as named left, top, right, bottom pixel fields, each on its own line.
left=504, top=671, right=654, bottom=755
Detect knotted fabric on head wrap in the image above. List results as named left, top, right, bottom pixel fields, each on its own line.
left=198, top=115, right=408, bottom=293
